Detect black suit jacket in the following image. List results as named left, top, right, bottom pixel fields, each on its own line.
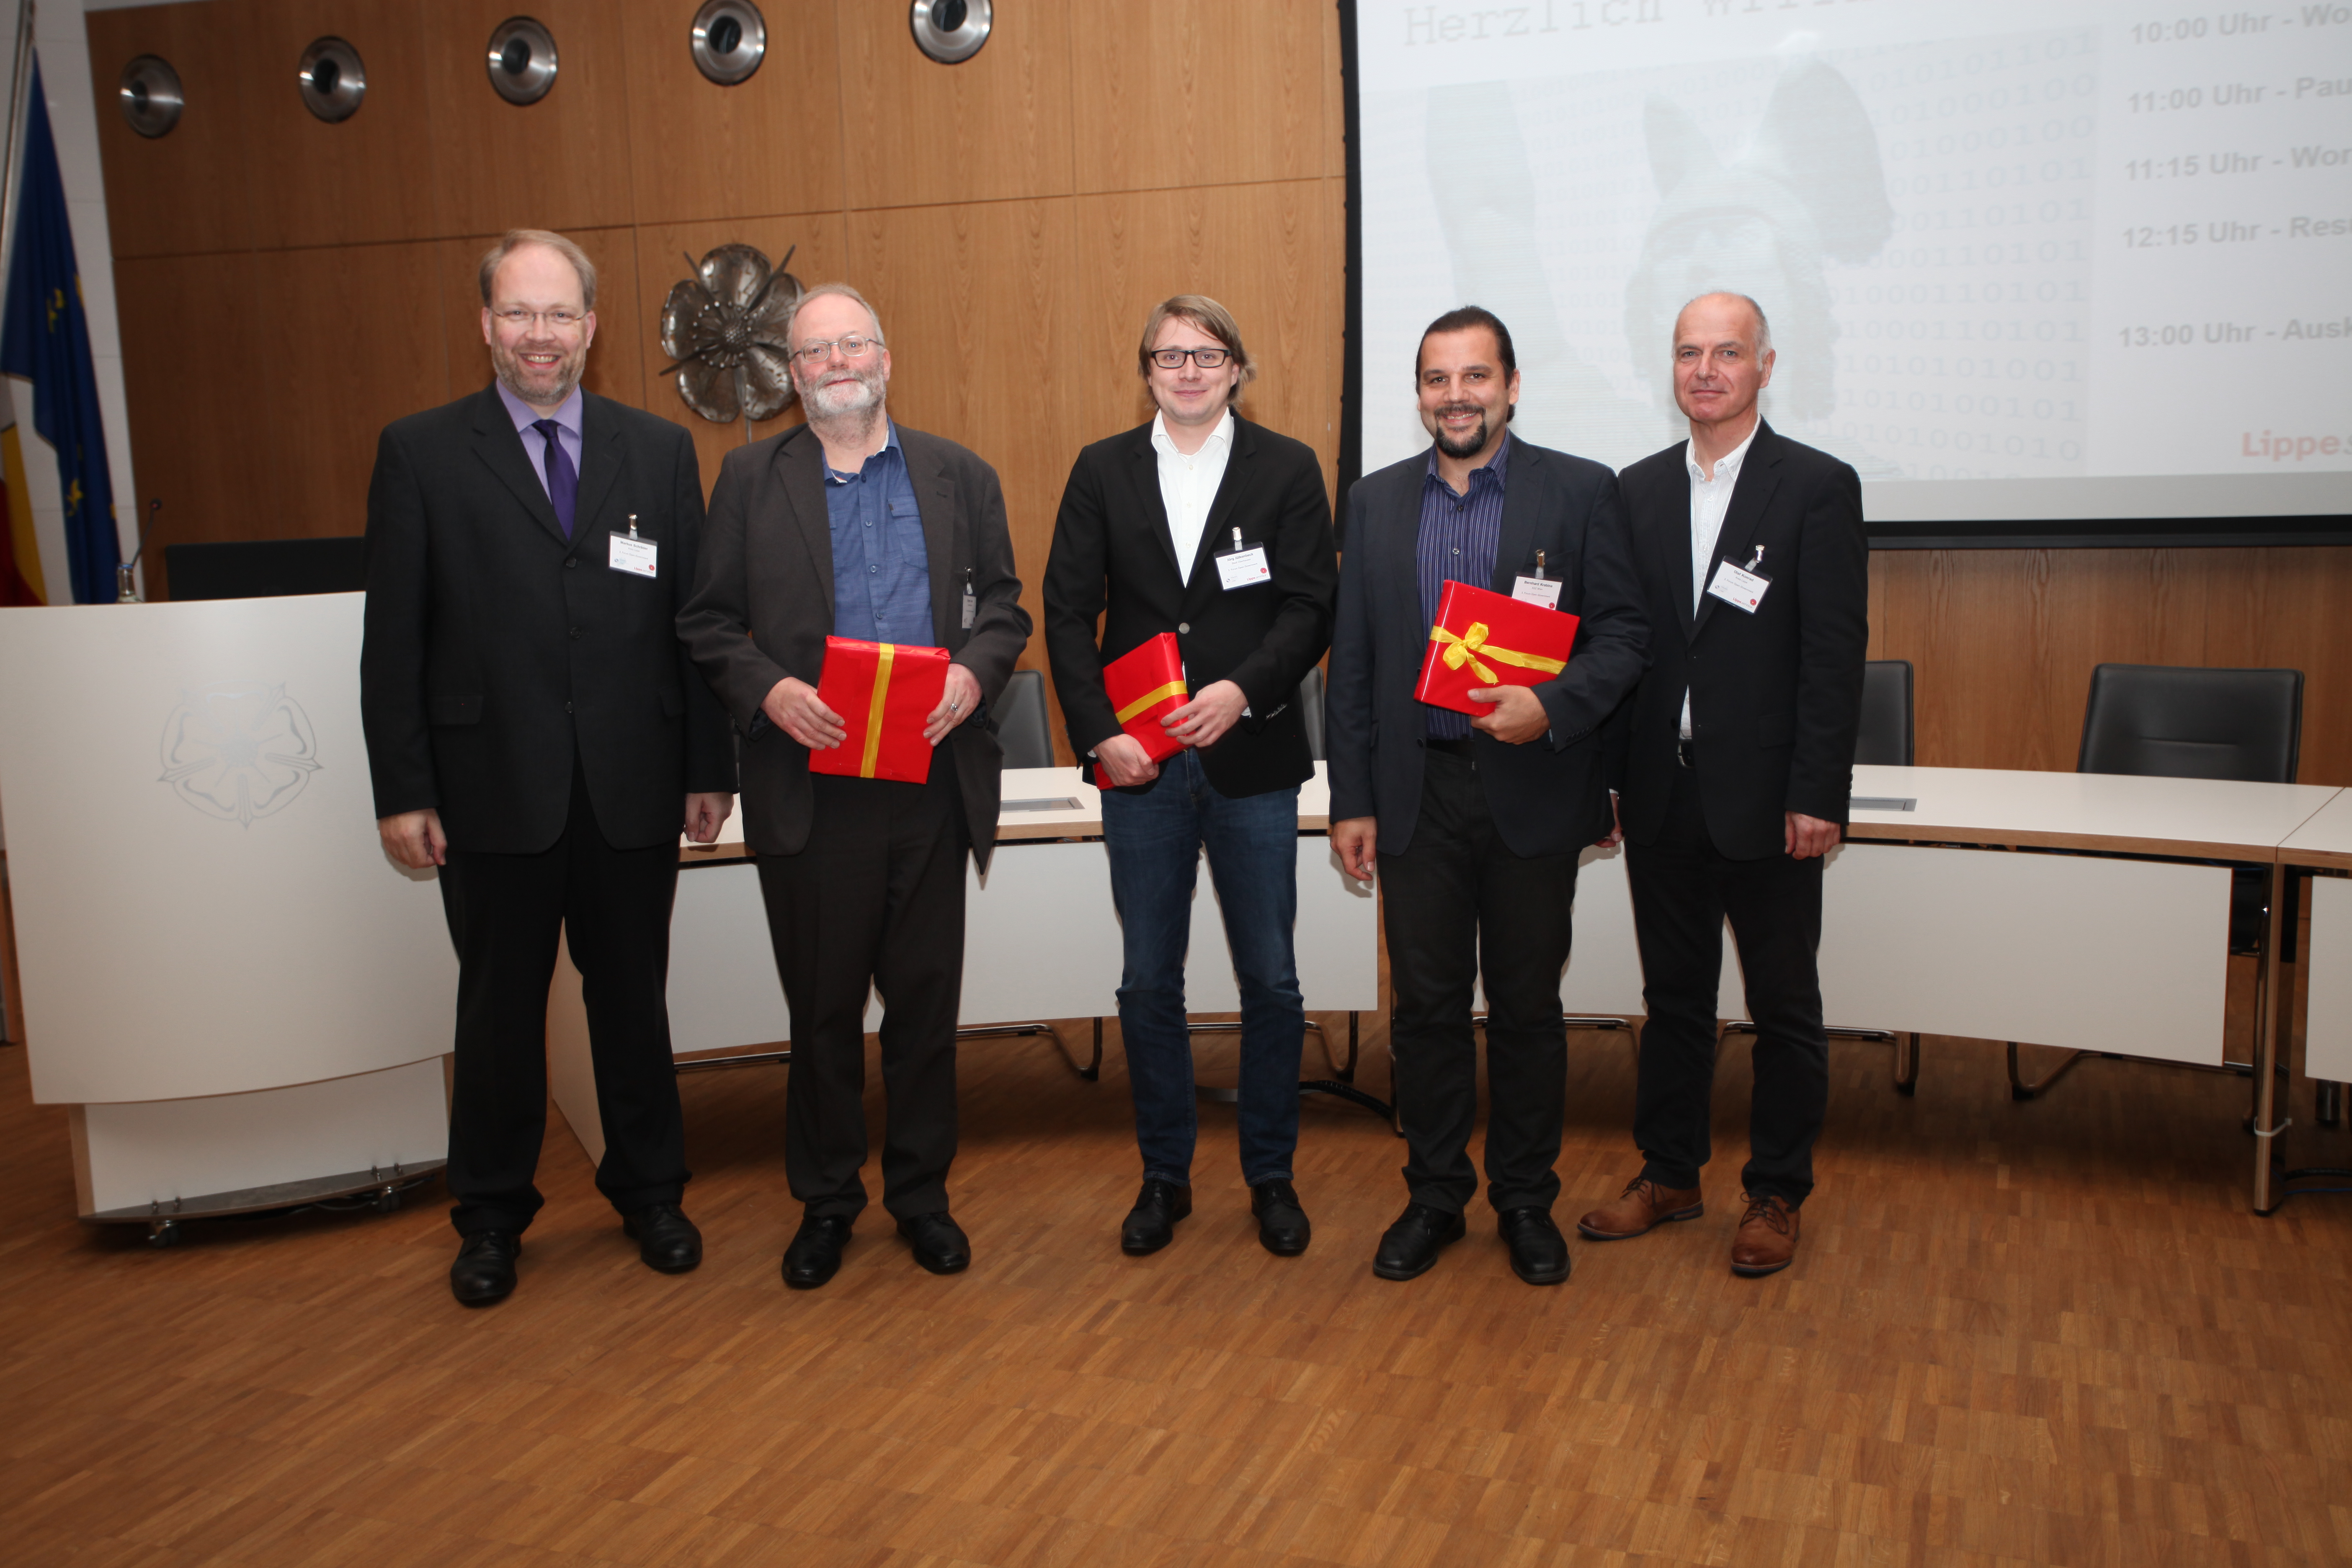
left=1042, top=415, right=1338, bottom=797
left=360, top=384, right=735, bottom=854
left=676, top=421, right=1031, bottom=870
left=1326, top=434, right=1648, bottom=858
left=1606, top=421, right=1870, bottom=860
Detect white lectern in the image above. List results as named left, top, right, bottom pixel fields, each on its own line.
left=0, top=594, right=456, bottom=1241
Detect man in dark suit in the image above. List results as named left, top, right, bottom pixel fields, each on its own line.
left=362, top=229, right=737, bottom=1306
left=1326, top=306, right=1648, bottom=1286
left=678, top=283, right=1029, bottom=1290
left=1042, top=296, right=1338, bottom=1259
left=1581, top=291, right=1868, bottom=1277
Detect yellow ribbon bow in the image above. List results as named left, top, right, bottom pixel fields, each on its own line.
left=1429, top=620, right=1566, bottom=687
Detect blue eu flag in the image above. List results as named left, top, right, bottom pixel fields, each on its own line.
left=0, top=58, right=118, bottom=604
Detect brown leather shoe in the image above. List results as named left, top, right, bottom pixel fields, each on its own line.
left=1730, top=1194, right=1799, bottom=1277
left=1576, top=1178, right=1703, bottom=1240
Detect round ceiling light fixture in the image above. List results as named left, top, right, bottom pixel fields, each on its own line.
left=486, top=17, right=557, bottom=106
left=297, top=36, right=366, bottom=123
left=118, top=55, right=184, bottom=138
left=690, top=0, right=766, bottom=86
left=910, top=0, right=990, bottom=64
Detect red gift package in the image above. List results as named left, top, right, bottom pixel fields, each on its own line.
left=1101, top=632, right=1190, bottom=763
left=810, top=636, right=952, bottom=783
left=1413, top=580, right=1579, bottom=717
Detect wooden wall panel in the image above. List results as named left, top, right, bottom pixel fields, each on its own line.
left=1067, top=0, right=1324, bottom=194
left=422, top=0, right=636, bottom=237
left=112, top=253, right=284, bottom=601
left=619, top=0, right=842, bottom=227
left=244, top=0, right=439, bottom=250
left=634, top=213, right=851, bottom=499
left=1072, top=183, right=1337, bottom=486
left=255, top=241, right=449, bottom=538
left=836, top=0, right=1073, bottom=209
left=849, top=201, right=1080, bottom=626
left=85, top=5, right=259, bottom=258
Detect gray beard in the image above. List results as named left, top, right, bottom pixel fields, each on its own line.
left=493, top=348, right=581, bottom=410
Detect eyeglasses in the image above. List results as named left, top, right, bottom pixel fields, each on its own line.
left=1150, top=346, right=1231, bottom=369
left=490, top=307, right=588, bottom=331
left=790, top=335, right=883, bottom=365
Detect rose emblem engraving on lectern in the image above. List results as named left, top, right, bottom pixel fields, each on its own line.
left=158, top=682, right=321, bottom=825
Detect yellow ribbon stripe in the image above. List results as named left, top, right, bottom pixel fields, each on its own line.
left=859, top=642, right=896, bottom=777
left=1429, top=621, right=1566, bottom=686
left=1115, top=679, right=1188, bottom=726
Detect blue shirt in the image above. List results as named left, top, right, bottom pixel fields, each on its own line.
left=1415, top=433, right=1511, bottom=740
left=825, top=422, right=934, bottom=647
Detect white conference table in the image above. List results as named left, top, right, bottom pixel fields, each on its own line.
left=551, top=760, right=2341, bottom=1211
left=2280, top=792, right=2352, bottom=1184
left=545, top=764, right=1380, bottom=1164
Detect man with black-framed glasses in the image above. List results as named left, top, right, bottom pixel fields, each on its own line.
left=680, top=283, right=1030, bottom=1290
left=1043, top=295, right=1338, bottom=1259
left=361, top=228, right=737, bottom=1306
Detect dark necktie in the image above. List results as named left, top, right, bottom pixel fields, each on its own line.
left=532, top=419, right=577, bottom=537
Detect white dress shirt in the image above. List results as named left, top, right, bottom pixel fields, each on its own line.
left=1150, top=407, right=1235, bottom=586
left=1680, top=420, right=1760, bottom=739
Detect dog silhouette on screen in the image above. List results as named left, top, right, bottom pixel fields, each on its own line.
left=1623, top=56, right=1893, bottom=444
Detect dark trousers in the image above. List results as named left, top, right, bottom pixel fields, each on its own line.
left=1101, top=748, right=1304, bottom=1189
left=1378, top=748, right=1578, bottom=1215
left=1625, top=761, right=1829, bottom=1206
left=439, top=760, right=688, bottom=1237
left=755, top=752, right=966, bottom=1221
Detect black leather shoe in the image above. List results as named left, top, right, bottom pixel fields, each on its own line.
left=1120, top=1179, right=1194, bottom=1255
left=897, top=1211, right=971, bottom=1275
left=1250, top=1180, right=1311, bottom=1257
left=1372, top=1203, right=1465, bottom=1281
left=622, top=1204, right=702, bottom=1273
left=450, top=1232, right=521, bottom=1305
left=1497, top=1207, right=1572, bottom=1286
left=782, top=1214, right=852, bottom=1290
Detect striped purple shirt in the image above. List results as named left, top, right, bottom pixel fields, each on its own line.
left=1416, top=433, right=1511, bottom=739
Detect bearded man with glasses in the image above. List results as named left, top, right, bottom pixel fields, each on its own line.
left=680, top=284, right=1030, bottom=1290
left=1042, top=295, right=1338, bottom=1259
left=361, top=228, right=737, bottom=1305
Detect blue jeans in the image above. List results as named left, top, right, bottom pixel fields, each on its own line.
left=1101, top=749, right=1304, bottom=1188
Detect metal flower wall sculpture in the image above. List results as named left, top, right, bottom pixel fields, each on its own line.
left=659, top=243, right=802, bottom=425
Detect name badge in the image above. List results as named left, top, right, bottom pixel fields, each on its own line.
left=1511, top=574, right=1562, bottom=610
left=1705, top=557, right=1771, bottom=613
left=1215, top=546, right=1270, bottom=591
left=609, top=531, right=658, bottom=578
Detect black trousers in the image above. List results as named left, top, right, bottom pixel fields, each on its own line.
left=1625, top=760, right=1829, bottom=1205
left=439, top=760, right=688, bottom=1236
left=755, top=751, right=966, bottom=1221
left=1378, top=748, right=1579, bottom=1215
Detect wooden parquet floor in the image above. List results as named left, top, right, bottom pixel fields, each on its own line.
left=5, top=1012, right=2352, bottom=1568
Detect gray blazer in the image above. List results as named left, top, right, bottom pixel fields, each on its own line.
left=677, top=421, right=1032, bottom=869
left=1325, top=434, right=1649, bottom=858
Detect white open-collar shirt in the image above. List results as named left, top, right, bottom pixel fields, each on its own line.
left=1150, top=407, right=1235, bottom=587
left=1680, top=419, right=1760, bottom=740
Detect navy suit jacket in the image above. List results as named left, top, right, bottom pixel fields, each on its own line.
left=1326, top=434, right=1648, bottom=857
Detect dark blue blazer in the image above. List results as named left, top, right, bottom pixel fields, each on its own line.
left=1326, top=433, right=1648, bottom=857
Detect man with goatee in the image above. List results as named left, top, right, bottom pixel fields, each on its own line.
left=679, top=284, right=1030, bottom=1290
left=362, top=228, right=737, bottom=1306
left=1325, top=306, right=1647, bottom=1287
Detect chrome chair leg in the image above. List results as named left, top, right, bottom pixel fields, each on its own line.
left=2318, top=1081, right=2344, bottom=1127
left=2006, top=1041, right=2086, bottom=1100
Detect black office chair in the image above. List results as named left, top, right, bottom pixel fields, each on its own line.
left=164, top=537, right=367, bottom=599
left=1718, top=658, right=1921, bottom=1092
left=1297, top=665, right=1327, bottom=761
left=2007, top=663, right=2304, bottom=1099
left=1855, top=659, right=1914, bottom=767
left=993, top=668, right=1056, bottom=770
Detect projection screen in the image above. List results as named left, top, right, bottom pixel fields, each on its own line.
left=1351, top=0, right=2352, bottom=542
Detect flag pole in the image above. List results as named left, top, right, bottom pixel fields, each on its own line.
left=0, top=2, right=32, bottom=277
